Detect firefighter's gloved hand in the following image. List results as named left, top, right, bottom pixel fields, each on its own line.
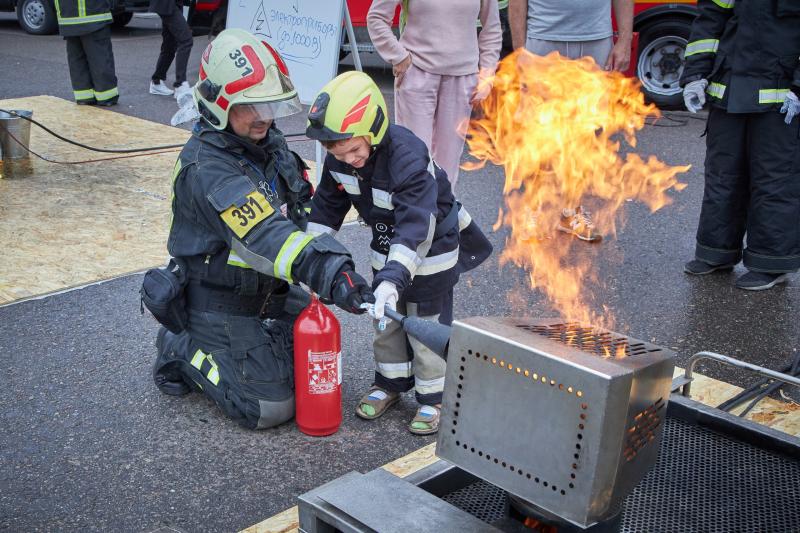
left=331, top=269, right=374, bottom=314
left=683, top=79, right=708, bottom=113
left=780, top=91, right=800, bottom=125
left=370, top=281, right=398, bottom=322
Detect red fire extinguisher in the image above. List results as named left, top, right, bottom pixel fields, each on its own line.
left=293, top=294, right=342, bottom=436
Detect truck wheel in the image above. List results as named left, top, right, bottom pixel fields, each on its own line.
left=636, top=18, right=692, bottom=110
left=16, top=0, right=58, bottom=35
left=112, top=12, right=133, bottom=28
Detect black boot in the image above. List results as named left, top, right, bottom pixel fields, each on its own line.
left=153, top=327, right=191, bottom=396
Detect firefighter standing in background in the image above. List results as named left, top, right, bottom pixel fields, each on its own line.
left=305, top=72, right=492, bottom=435
left=149, top=29, right=373, bottom=429
left=680, top=0, right=800, bottom=290
left=55, top=0, right=119, bottom=106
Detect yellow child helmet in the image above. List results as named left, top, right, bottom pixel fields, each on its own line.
left=194, top=28, right=302, bottom=129
left=306, top=71, right=388, bottom=146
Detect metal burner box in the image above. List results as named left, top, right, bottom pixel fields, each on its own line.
left=437, top=317, right=676, bottom=529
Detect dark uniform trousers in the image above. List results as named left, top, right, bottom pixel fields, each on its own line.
left=66, top=25, right=118, bottom=103
left=159, top=286, right=310, bottom=430
left=696, top=107, right=800, bottom=273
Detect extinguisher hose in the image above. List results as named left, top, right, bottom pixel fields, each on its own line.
left=379, top=306, right=451, bottom=360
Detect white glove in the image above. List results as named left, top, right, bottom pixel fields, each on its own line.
left=780, top=91, right=800, bottom=125
left=370, top=281, right=398, bottom=321
left=683, top=79, right=708, bottom=114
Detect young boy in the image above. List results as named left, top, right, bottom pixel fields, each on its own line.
left=304, top=71, right=492, bottom=434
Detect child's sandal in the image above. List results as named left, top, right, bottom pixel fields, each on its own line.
left=409, top=404, right=440, bottom=435
left=355, top=386, right=400, bottom=420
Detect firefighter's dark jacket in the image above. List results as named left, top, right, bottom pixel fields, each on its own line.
left=680, top=0, right=800, bottom=113
left=168, top=122, right=353, bottom=301
left=308, top=125, right=492, bottom=302
left=55, top=0, right=113, bottom=37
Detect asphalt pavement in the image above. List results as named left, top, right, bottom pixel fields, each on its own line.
left=1, top=14, right=799, bottom=533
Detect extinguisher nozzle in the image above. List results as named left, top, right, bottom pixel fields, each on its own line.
left=400, top=316, right=451, bottom=360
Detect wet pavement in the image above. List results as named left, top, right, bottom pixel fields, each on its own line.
left=1, top=14, right=798, bottom=533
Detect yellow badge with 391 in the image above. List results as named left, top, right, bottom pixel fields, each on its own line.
left=220, top=191, right=274, bottom=238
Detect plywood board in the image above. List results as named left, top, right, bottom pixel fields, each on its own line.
left=0, top=96, right=356, bottom=305
left=674, top=367, right=800, bottom=436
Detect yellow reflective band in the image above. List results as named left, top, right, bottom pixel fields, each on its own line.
left=304, top=206, right=312, bottom=213
left=711, top=0, right=734, bottom=8
left=73, top=89, right=94, bottom=100
left=168, top=158, right=181, bottom=231
left=227, top=249, right=252, bottom=268
left=220, top=191, right=274, bottom=239
left=707, top=82, right=726, bottom=99
left=759, top=89, right=789, bottom=104
left=273, top=231, right=314, bottom=282
left=57, top=12, right=112, bottom=24
left=53, top=0, right=61, bottom=17
left=685, top=39, right=719, bottom=57
left=190, top=349, right=207, bottom=370
left=94, top=87, right=118, bottom=100
left=78, top=0, right=85, bottom=17
left=206, top=354, right=220, bottom=386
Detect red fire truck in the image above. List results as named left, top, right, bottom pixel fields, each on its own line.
left=189, top=0, right=698, bottom=109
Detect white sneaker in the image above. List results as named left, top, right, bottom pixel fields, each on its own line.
left=149, top=80, right=174, bottom=96
left=174, top=81, right=193, bottom=106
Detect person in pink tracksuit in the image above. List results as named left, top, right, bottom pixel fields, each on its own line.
left=367, top=0, right=502, bottom=190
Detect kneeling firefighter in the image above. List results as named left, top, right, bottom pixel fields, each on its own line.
left=142, top=29, right=373, bottom=430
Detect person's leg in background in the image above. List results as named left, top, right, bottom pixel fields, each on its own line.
left=150, top=14, right=177, bottom=96
left=163, top=7, right=193, bottom=100
left=65, top=36, right=96, bottom=105
left=737, top=110, right=800, bottom=289
left=82, top=26, right=118, bottom=106
left=431, top=73, right=477, bottom=189
left=394, top=65, right=439, bottom=154
left=685, top=107, right=749, bottom=275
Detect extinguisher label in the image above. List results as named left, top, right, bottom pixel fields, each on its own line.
left=307, top=350, right=341, bottom=395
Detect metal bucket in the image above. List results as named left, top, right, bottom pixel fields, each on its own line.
left=0, top=110, right=33, bottom=160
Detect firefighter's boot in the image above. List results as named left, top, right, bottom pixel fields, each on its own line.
left=153, top=327, right=191, bottom=396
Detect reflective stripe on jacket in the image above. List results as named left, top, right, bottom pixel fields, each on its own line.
left=308, top=124, right=492, bottom=302
left=55, top=0, right=112, bottom=36
left=680, top=0, right=800, bottom=113
left=168, top=123, right=353, bottom=301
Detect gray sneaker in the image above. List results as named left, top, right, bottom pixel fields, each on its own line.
left=684, top=259, right=736, bottom=275
left=735, top=271, right=788, bottom=291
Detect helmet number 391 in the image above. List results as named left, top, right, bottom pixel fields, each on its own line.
left=225, top=45, right=266, bottom=94
left=229, top=49, right=253, bottom=77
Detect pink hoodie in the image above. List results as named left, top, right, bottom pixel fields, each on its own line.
left=367, top=0, right=502, bottom=77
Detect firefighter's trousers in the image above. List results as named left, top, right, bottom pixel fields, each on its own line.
left=372, top=289, right=452, bottom=406
left=694, top=107, right=800, bottom=273
left=158, top=287, right=310, bottom=429
left=65, top=26, right=118, bottom=104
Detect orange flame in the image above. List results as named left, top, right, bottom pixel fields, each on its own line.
left=465, top=50, right=689, bottom=326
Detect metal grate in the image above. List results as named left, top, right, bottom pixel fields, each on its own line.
left=621, top=417, right=800, bottom=533
left=516, top=323, right=659, bottom=358
left=442, top=417, right=800, bottom=532
left=441, top=480, right=509, bottom=525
